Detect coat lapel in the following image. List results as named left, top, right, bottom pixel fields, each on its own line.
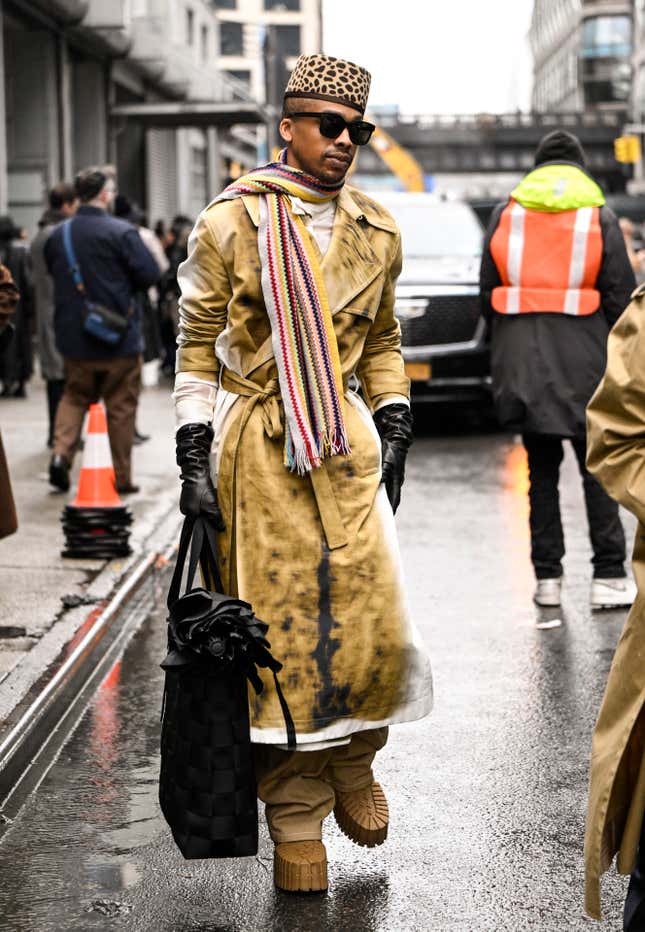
left=322, top=188, right=383, bottom=315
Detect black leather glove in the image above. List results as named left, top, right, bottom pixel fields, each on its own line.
left=176, top=423, right=225, bottom=531
left=372, top=403, right=413, bottom=515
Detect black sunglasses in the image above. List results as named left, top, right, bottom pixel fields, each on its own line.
left=287, top=111, right=376, bottom=146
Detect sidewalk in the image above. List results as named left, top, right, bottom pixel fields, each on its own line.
left=0, top=376, right=181, bottom=777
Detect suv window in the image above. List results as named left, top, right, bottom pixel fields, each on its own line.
left=384, top=202, right=483, bottom=258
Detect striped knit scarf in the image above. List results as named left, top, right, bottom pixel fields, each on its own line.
left=214, top=154, right=351, bottom=475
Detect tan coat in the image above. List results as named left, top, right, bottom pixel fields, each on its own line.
left=176, top=185, right=433, bottom=746
left=584, top=284, right=645, bottom=918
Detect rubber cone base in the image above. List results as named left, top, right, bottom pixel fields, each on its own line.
left=61, top=504, right=133, bottom=559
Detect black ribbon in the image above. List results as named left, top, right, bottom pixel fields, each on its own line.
left=164, top=516, right=296, bottom=748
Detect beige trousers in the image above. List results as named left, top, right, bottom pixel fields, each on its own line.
left=54, top=355, right=142, bottom=486
left=254, top=727, right=388, bottom=844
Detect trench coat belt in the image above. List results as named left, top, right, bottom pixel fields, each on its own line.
left=220, top=367, right=349, bottom=551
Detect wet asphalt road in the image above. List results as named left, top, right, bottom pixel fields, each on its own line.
left=0, top=415, right=635, bottom=931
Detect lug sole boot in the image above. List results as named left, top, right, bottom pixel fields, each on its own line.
left=334, top=781, right=389, bottom=848
left=274, top=840, right=328, bottom=893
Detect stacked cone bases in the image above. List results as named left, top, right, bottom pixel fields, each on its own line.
left=61, top=403, right=133, bottom=559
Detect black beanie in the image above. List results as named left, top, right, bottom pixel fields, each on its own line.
left=534, top=130, right=586, bottom=168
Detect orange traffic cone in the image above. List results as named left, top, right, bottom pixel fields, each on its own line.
left=60, top=403, right=133, bottom=559
left=72, top=403, right=123, bottom=509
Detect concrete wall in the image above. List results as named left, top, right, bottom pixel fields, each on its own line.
left=4, top=21, right=60, bottom=231
left=71, top=58, right=108, bottom=172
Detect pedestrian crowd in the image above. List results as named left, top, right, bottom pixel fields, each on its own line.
left=0, top=164, right=195, bottom=492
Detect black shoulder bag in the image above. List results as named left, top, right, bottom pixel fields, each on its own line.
left=62, top=219, right=129, bottom=348
left=159, top=515, right=295, bottom=859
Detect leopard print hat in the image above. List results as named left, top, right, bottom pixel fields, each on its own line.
left=284, top=54, right=371, bottom=114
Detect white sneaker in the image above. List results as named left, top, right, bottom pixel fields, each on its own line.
left=534, top=578, right=562, bottom=607
left=591, top=577, right=637, bottom=610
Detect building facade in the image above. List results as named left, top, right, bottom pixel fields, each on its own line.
left=530, top=0, right=633, bottom=113
left=212, top=0, right=321, bottom=101
left=632, top=1, right=645, bottom=122
left=0, top=0, right=259, bottom=233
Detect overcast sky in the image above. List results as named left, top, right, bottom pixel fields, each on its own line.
left=322, top=0, right=535, bottom=115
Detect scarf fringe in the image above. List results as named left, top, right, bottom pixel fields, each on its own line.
left=286, top=426, right=352, bottom=476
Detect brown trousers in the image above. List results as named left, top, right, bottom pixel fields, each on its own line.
left=255, top=727, right=388, bottom=844
left=53, top=355, right=142, bottom=486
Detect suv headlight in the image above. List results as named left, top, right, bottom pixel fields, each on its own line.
left=395, top=298, right=427, bottom=320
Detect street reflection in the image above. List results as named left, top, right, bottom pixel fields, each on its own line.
left=499, top=438, right=533, bottom=601
left=88, top=660, right=122, bottom=809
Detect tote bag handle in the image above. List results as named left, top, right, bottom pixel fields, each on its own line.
left=167, top=515, right=224, bottom=609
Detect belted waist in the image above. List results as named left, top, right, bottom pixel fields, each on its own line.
left=219, top=367, right=349, bottom=552
left=220, top=368, right=283, bottom=439
left=220, top=367, right=278, bottom=398
left=220, top=367, right=351, bottom=399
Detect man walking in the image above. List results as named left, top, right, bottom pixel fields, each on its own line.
left=45, top=167, right=159, bottom=494
left=173, top=54, right=433, bottom=892
left=480, top=130, right=635, bottom=609
left=30, top=182, right=78, bottom=447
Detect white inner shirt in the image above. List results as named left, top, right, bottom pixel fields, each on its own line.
left=290, top=195, right=337, bottom=256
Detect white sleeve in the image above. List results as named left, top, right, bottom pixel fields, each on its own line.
left=373, top=395, right=410, bottom=411
left=173, top=372, right=218, bottom=431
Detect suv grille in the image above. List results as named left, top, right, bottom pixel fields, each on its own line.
left=399, top=294, right=481, bottom=347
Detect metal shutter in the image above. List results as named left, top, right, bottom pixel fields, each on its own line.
left=147, top=129, right=178, bottom=226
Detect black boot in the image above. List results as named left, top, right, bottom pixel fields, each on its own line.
left=46, top=379, right=65, bottom=448
left=49, top=454, right=70, bottom=492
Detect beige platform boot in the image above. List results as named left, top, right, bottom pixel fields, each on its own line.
left=273, top=840, right=328, bottom=893
left=334, top=781, right=389, bottom=847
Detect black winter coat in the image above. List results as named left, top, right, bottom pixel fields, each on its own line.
left=0, top=240, right=33, bottom=385
left=45, top=205, right=160, bottom=360
left=480, top=202, right=635, bottom=437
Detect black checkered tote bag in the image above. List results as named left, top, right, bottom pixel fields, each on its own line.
left=159, top=516, right=295, bottom=860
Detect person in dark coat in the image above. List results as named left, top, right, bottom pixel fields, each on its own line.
left=0, top=265, right=21, bottom=538
left=479, top=130, right=636, bottom=610
left=44, top=167, right=160, bottom=494
left=113, top=194, right=167, bottom=369
left=0, top=217, right=33, bottom=398
left=159, top=215, right=192, bottom=377
left=30, top=183, right=78, bottom=446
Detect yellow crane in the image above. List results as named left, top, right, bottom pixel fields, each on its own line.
left=363, top=124, right=426, bottom=192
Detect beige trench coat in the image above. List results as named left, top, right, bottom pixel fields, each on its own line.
left=176, top=185, right=433, bottom=746
left=584, top=284, right=645, bottom=918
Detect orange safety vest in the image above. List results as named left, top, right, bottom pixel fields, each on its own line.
left=489, top=199, right=603, bottom=316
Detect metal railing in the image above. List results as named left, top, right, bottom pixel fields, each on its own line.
left=371, top=111, right=622, bottom=131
